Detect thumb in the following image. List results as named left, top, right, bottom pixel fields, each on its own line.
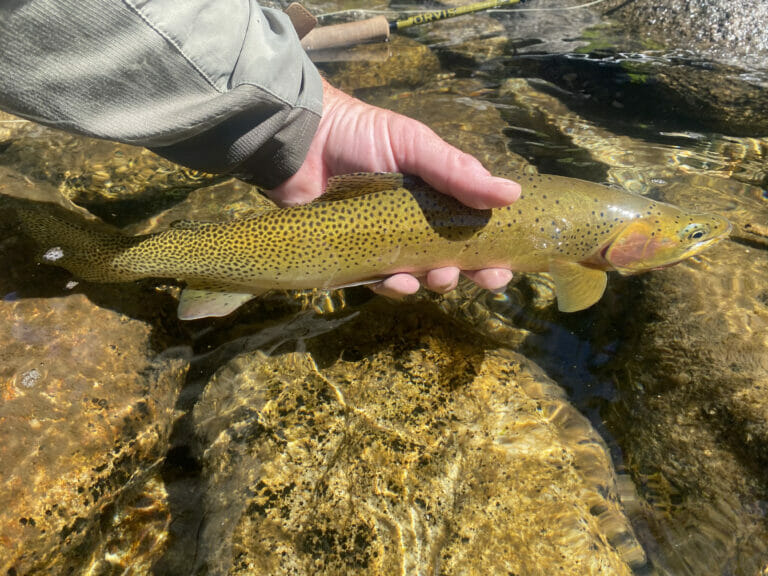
left=390, top=120, right=521, bottom=209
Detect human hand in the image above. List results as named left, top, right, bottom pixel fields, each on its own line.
left=268, top=79, right=521, bottom=297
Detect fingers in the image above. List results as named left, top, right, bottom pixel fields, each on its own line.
left=265, top=135, right=329, bottom=206
left=462, top=268, right=514, bottom=292
left=425, top=267, right=460, bottom=293
left=267, top=164, right=324, bottom=206
left=371, top=268, right=512, bottom=299
left=369, top=273, right=421, bottom=299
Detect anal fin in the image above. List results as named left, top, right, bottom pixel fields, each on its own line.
left=548, top=261, right=608, bottom=313
left=178, top=288, right=264, bottom=320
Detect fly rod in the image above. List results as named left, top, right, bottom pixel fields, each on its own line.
left=298, top=0, right=522, bottom=52
left=391, top=0, right=521, bottom=30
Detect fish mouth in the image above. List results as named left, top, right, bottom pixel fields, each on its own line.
left=669, top=218, right=733, bottom=266
left=648, top=235, right=726, bottom=271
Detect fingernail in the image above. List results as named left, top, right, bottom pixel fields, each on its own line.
left=489, top=270, right=514, bottom=292
left=492, top=177, right=522, bottom=201
left=370, top=283, right=406, bottom=300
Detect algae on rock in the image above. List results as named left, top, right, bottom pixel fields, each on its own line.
left=189, top=302, right=645, bottom=575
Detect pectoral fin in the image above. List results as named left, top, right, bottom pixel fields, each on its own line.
left=178, top=288, right=263, bottom=320
left=548, top=261, right=607, bottom=312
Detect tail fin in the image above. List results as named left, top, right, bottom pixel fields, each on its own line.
left=4, top=196, right=142, bottom=283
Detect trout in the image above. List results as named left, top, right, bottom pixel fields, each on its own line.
left=11, top=172, right=730, bottom=320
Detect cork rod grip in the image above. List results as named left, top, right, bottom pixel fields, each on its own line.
left=300, top=16, right=390, bottom=51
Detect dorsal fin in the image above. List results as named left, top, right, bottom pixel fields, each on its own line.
left=170, top=219, right=210, bottom=231
left=229, top=205, right=278, bottom=220
left=318, top=172, right=405, bottom=202
left=169, top=193, right=278, bottom=229
left=233, top=192, right=280, bottom=218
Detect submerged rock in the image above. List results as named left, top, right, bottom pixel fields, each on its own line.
left=498, top=0, right=768, bottom=136
left=0, top=111, right=219, bottom=225
left=496, top=75, right=768, bottom=575
left=323, top=35, right=442, bottom=93
left=601, top=0, right=768, bottom=71
left=499, top=76, right=768, bottom=196
left=187, top=301, right=645, bottom=575
left=599, top=237, right=768, bottom=576
left=0, top=204, right=188, bottom=573
left=122, top=177, right=272, bottom=235
left=0, top=293, right=187, bottom=574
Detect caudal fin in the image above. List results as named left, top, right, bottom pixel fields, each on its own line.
left=5, top=196, right=141, bottom=283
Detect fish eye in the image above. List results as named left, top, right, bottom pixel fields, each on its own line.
left=680, top=222, right=710, bottom=241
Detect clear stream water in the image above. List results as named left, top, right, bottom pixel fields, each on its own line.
left=1, top=1, right=767, bottom=574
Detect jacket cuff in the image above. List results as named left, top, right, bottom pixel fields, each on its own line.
left=149, top=82, right=322, bottom=190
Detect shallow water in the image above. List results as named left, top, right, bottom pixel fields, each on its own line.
left=1, top=2, right=767, bottom=574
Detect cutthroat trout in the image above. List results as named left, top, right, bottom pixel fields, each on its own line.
left=11, top=172, right=730, bottom=319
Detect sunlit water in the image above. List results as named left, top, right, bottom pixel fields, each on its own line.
left=1, top=2, right=767, bottom=574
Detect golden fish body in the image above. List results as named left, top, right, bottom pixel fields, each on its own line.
left=13, top=172, right=730, bottom=319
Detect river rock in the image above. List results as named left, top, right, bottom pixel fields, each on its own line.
left=499, top=75, right=768, bottom=574
left=597, top=236, right=768, bottom=576
left=496, top=0, right=768, bottom=136
left=0, top=202, right=188, bottom=573
left=600, top=0, right=768, bottom=71
left=0, top=295, right=187, bottom=574
left=122, top=177, right=272, bottom=235
left=324, top=35, right=442, bottom=93
left=599, top=0, right=768, bottom=135
left=187, top=300, right=646, bottom=575
left=0, top=111, right=219, bottom=224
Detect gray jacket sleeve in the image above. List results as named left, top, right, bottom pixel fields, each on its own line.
left=0, top=0, right=323, bottom=189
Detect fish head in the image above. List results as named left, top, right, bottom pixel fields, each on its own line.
left=603, top=208, right=731, bottom=275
